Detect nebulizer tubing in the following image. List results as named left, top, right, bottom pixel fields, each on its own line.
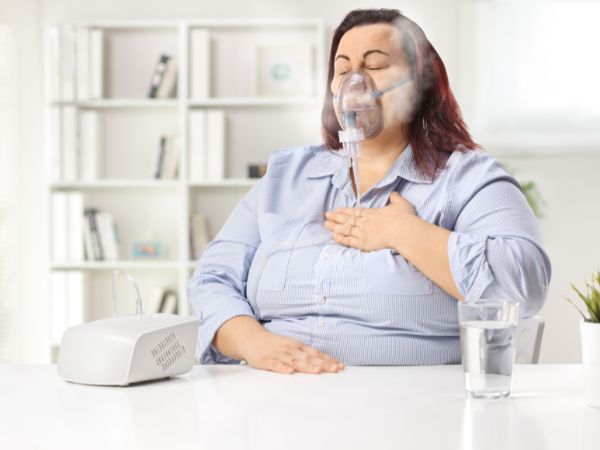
left=112, top=270, right=144, bottom=317
left=338, top=112, right=364, bottom=206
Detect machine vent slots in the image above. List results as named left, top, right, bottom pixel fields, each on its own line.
left=151, top=331, right=186, bottom=371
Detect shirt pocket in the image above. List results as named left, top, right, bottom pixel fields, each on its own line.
left=360, top=249, right=433, bottom=295
left=256, top=212, right=304, bottom=291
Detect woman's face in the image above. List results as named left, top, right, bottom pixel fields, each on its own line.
left=331, top=23, right=417, bottom=139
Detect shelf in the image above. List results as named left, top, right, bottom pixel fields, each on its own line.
left=187, top=18, right=323, bottom=29
left=50, top=260, right=182, bottom=270
left=50, top=180, right=181, bottom=189
left=188, top=97, right=320, bottom=107
left=44, top=18, right=327, bottom=349
left=66, top=18, right=323, bottom=30
left=189, top=178, right=258, bottom=188
left=50, top=98, right=320, bottom=109
left=50, top=99, right=179, bottom=109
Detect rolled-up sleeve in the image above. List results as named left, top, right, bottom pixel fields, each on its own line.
left=446, top=153, right=551, bottom=318
left=186, top=180, right=262, bottom=364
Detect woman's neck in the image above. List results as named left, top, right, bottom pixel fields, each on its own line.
left=359, top=132, right=408, bottom=169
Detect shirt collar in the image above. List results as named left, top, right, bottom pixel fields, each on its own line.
left=305, top=143, right=434, bottom=185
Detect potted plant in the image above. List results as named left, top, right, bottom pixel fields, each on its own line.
left=564, top=270, right=600, bottom=408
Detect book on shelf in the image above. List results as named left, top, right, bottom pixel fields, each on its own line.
left=48, top=107, right=63, bottom=182
left=50, top=109, right=102, bottom=182
left=149, top=287, right=178, bottom=314
left=157, top=289, right=178, bottom=314
left=50, top=271, right=89, bottom=346
left=190, top=213, right=210, bottom=260
left=48, top=26, right=103, bottom=102
left=75, top=27, right=90, bottom=101
left=61, top=106, right=78, bottom=181
left=47, top=27, right=62, bottom=103
left=52, top=191, right=85, bottom=262
left=189, top=110, right=225, bottom=181
left=148, top=54, right=177, bottom=99
left=60, top=26, right=76, bottom=102
left=79, top=110, right=102, bottom=180
left=190, top=29, right=210, bottom=98
left=154, top=134, right=180, bottom=179
left=82, top=207, right=120, bottom=261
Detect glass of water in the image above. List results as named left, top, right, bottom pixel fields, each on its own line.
left=458, top=299, right=519, bottom=399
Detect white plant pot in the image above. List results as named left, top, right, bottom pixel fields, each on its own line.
left=580, top=320, right=600, bottom=408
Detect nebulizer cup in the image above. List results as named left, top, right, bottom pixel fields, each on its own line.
left=335, top=70, right=384, bottom=206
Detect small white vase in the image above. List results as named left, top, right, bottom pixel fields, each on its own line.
left=580, top=320, right=600, bottom=408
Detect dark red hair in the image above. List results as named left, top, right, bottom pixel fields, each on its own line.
left=321, top=9, right=478, bottom=180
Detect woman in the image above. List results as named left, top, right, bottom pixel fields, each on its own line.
left=187, top=9, right=551, bottom=374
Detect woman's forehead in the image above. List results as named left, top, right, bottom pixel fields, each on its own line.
left=336, top=23, right=403, bottom=58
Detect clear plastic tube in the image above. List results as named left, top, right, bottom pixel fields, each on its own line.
left=343, top=140, right=362, bottom=206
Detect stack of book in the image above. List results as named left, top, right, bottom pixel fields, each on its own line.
left=148, top=54, right=178, bottom=99
left=150, top=288, right=179, bottom=314
left=189, top=110, right=226, bottom=181
left=48, top=26, right=104, bottom=183
left=51, top=192, right=120, bottom=262
left=83, top=207, right=120, bottom=261
left=47, top=26, right=104, bottom=102
left=154, top=134, right=180, bottom=179
left=51, top=192, right=85, bottom=262
left=49, top=108, right=102, bottom=182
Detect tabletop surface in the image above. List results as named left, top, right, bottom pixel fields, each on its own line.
left=0, top=363, right=598, bottom=450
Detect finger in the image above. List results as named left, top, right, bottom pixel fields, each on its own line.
left=333, top=232, right=361, bottom=248
left=299, top=345, right=344, bottom=367
left=266, top=359, right=295, bottom=374
left=323, top=220, right=336, bottom=232
left=334, top=207, right=355, bottom=216
left=290, top=349, right=341, bottom=372
left=325, top=219, right=353, bottom=236
left=290, top=358, right=324, bottom=374
left=325, top=211, right=348, bottom=224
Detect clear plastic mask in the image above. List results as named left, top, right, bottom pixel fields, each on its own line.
left=334, top=69, right=413, bottom=141
left=335, top=69, right=384, bottom=140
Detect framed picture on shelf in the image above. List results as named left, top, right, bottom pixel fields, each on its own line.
left=254, top=44, right=314, bottom=97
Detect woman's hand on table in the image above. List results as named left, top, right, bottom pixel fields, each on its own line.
left=241, top=329, right=345, bottom=375
left=324, top=191, right=417, bottom=252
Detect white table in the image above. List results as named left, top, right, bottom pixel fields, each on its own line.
left=0, top=364, right=598, bottom=450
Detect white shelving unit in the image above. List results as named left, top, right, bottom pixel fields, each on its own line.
left=44, top=18, right=326, bottom=361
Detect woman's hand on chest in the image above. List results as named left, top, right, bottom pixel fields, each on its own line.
left=324, top=191, right=418, bottom=252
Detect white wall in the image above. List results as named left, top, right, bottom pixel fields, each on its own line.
left=12, top=0, right=599, bottom=364
left=499, top=154, right=600, bottom=363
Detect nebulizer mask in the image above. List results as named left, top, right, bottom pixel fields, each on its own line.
left=334, top=69, right=412, bottom=205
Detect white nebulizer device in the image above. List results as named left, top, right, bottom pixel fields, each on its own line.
left=334, top=69, right=412, bottom=205
left=57, top=271, right=198, bottom=386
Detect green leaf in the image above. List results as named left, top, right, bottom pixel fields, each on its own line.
left=566, top=270, right=600, bottom=323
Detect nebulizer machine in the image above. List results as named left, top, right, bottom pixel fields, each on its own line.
left=334, top=69, right=412, bottom=205
left=57, top=270, right=199, bottom=386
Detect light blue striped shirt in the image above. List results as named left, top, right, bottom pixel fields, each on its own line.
left=187, top=143, right=551, bottom=365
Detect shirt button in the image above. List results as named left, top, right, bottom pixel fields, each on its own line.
left=323, top=251, right=331, bottom=259
left=318, top=319, right=325, bottom=327
left=318, top=296, right=326, bottom=305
